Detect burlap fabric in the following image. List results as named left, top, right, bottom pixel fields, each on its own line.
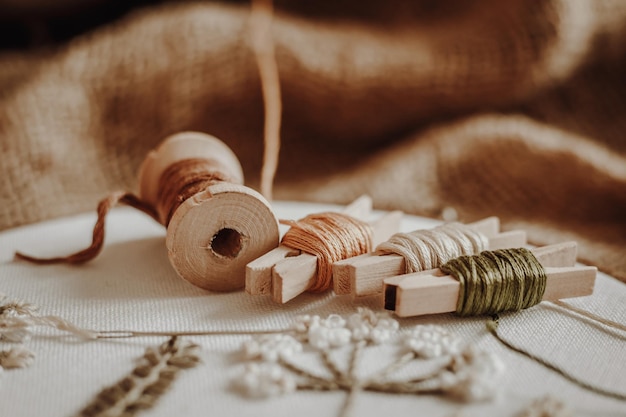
left=1, top=0, right=625, bottom=281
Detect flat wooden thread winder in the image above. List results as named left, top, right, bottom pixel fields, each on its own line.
left=333, top=217, right=527, bottom=298
left=138, top=132, right=280, bottom=292
left=245, top=195, right=403, bottom=303
left=384, top=242, right=596, bottom=317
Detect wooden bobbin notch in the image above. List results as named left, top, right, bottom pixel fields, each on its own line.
left=384, top=242, right=597, bottom=317
left=138, top=132, right=280, bottom=292
left=245, top=195, right=403, bottom=303
left=333, top=217, right=527, bottom=298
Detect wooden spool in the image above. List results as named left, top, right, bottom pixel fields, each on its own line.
left=138, top=132, right=280, bottom=292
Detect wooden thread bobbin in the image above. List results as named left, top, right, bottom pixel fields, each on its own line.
left=138, top=132, right=280, bottom=292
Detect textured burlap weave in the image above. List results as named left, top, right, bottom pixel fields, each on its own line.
left=1, top=0, right=625, bottom=281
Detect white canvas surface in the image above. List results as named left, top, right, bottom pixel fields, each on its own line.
left=0, top=202, right=624, bottom=417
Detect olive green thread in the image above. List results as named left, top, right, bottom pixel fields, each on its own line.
left=488, top=315, right=626, bottom=402
left=441, top=248, right=547, bottom=316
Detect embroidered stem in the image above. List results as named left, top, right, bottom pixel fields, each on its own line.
left=322, top=348, right=346, bottom=380
left=364, top=381, right=444, bottom=395
left=338, top=340, right=366, bottom=417
left=279, top=357, right=334, bottom=386
left=367, top=351, right=417, bottom=382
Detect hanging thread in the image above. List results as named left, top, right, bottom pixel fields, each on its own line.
left=376, top=223, right=488, bottom=273
left=440, top=248, right=547, bottom=316
left=250, top=0, right=281, bottom=201
left=280, top=213, right=373, bottom=292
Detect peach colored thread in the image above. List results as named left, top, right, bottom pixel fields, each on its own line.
left=14, top=158, right=230, bottom=265
left=280, top=213, right=373, bottom=292
left=154, top=158, right=232, bottom=226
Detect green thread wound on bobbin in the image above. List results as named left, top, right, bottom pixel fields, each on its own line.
left=440, top=248, right=547, bottom=316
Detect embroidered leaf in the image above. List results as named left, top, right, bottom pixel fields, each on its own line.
left=78, top=336, right=200, bottom=417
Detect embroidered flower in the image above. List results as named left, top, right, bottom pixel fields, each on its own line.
left=0, top=300, right=39, bottom=317
left=440, top=346, right=505, bottom=402
left=236, top=362, right=297, bottom=398
left=404, top=325, right=462, bottom=358
left=516, top=396, right=572, bottom=417
left=0, top=346, right=36, bottom=369
left=0, top=299, right=37, bottom=342
left=291, top=314, right=320, bottom=338
left=235, top=309, right=504, bottom=406
left=243, top=334, right=302, bottom=362
left=0, top=326, right=31, bottom=343
left=347, top=307, right=399, bottom=345
left=307, top=314, right=352, bottom=350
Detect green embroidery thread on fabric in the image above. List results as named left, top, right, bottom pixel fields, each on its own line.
left=488, top=315, right=626, bottom=402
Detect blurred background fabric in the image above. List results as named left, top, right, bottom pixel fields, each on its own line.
left=0, top=0, right=625, bottom=281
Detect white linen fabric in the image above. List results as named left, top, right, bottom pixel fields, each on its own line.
left=0, top=202, right=624, bottom=417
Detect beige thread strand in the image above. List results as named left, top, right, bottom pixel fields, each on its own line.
left=551, top=300, right=626, bottom=333
left=250, top=0, right=281, bottom=201
left=376, top=223, right=489, bottom=273
left=280, top=212, right=373, bottom=292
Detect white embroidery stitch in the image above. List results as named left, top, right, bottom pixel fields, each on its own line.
left=438, top=345, right=505, bottom=401
left=404, top=324, right=463, bottom=359
left=236, top=362, right=297, bottom=398
left=347, top=307, right=399, bottom=344
left=234, top=308, right=504, bottom=407
left=243, top=334, right=303, bottom=362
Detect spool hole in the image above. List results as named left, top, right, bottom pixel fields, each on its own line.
left=210, top=228, right=243, bottom=258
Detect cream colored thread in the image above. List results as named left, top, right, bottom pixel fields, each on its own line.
left=280, top=212, right=373, bottom=292
left=376, top=223, right=488, bottom=273
left=551, top=300, right=626, bottom=333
